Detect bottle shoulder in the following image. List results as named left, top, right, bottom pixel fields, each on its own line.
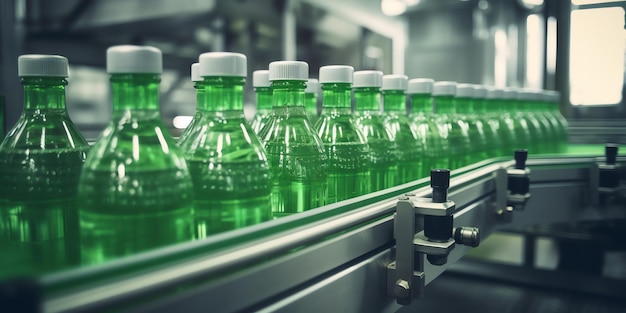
left=315, top=114, right=367, bottom=144
left=1, top=109, right=89, bottom=151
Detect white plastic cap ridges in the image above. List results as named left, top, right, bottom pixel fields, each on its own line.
left=407, top=78, right=434, bottom=94
left=485, top=87, right=504, bottom=99
left=107, top=45, right=162, bottom=74
left=473, top=84, right=488, bottom=98
left=456, top=83, right=475, bottom=98
left=18, top=54, right=69, bottom=77
left=381, top=75, right=408, bottom=91
left=191, top=63, right=201, bottom=82
left=502, top=88, right=518, bottom=100
left=253, top=70, right=270, bottom=87
left=319, top=65, right=354, bottom=84
left=269, top=61, right=308, bottom=81
left=433, top=81, right=457, bottom=96
left=199, top=52, right=246, bottom=77
left=305, top=78, right=319, bottom=94
left=353, top=70, right=383, bottom=88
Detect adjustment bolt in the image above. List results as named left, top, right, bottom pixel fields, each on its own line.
left=605, top=143, right=618, bottom=165
left=395, top=279, right=410, bottom=298
left=454, top=227, right=480, bottom=247
left=514, top=149, right=528, bottom=170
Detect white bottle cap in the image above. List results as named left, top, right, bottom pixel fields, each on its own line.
left=269, top=61, right=308, bottom=81
left=432, top=81, right=457, bottom=96
left=253, top=70, right=270, bottom=87
left=305, top=78, right=319, bottom=94
left=473, top=84, right=488, bottom=99
left=407, top=78, right=434, bottom=94
left=381, top=75, right=408, bottom=91
left=106, top=45, right=162, bottom=74
left=486, top=87, right=503, bottom=99
left=319, top=65, right=354, bottom=84
left=191, top=63, right=201, bottom=82
left=502, top=88, right=518, bottom=100
left=18, top=54, right=69, bottom=77
left=199, top=52, right=246, bottom=77
left=456, top=83, right=475, bottom=98
left=353, top=70, right=383, bottom=88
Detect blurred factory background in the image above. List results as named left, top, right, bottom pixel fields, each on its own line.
left=1, top=0, right=625, bottom=141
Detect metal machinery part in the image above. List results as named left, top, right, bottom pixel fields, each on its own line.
left=591, top=144, right=624, bottom=206
left=2, top=151, right=625, bottom=313
left=387, top=169, right=481, bottom=305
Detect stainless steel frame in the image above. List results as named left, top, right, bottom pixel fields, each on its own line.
left=38, top=154, right=625, bottom=313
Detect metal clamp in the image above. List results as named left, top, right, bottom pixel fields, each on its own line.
left=507, top=149, right=531, bottom=211
left=387, top=169, right=480, bottom=306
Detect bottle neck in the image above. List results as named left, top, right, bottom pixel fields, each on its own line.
left=321, top=83, right=351, bottom=109
left=111, top=74, right=160, bottom=111
left=455, top=97, right=472, bottom=114
left=22, top=77, right=68, bottom=110
left=354, top=87, right=381, bottom=112
left=255, top=87, right=273, bottom=110
left=305, top=93, right=318, bottom=115
left=410, top=93, right=433, bottom=114
left=271, top=80, right=306, bottom=108
left=197, top=77, right=244, bottom=111
left=382, top=90, right=406, bottom=112
left=434, top=95, right=456, bottom=114
left=194, top=81, right=205, bottom=109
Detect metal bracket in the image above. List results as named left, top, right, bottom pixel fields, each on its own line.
left=506, top=150, right=531, bottom=211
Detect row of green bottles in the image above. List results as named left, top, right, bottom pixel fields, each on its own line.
left=0, top=55, right=89, bottom=278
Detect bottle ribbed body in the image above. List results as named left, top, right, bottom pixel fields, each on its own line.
left=409, top=93, right=446, bottom=175
left=383, top=90, right=421, bottom=184
left=179, top=77, right=272, bottom=237
left=78, top=74, right=193, bottom=265
left=258, top=80, right=328, bottom=217
left=305, top=92, right=319, bottom=125
left=315, top=83, right=370, bottom=204
left=0, top=77, right=89, bottom=278
left=473, top=97, right=500, bottom=159
left=456, top=96, right=487, bottom=163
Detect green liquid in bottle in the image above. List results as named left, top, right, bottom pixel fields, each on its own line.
left=0, top=94, right=4, bottom=139
left=305, top=79, right=319, bottom=126
left=251, top=86, right=273, bottom=134
left=179, top=74, right=271, bottom=238
left=315, top=81, right=370, bottom=204
left=0, top=75, right=89, bottom=278
left=472, top=89, right=500, bottom=159
left=434, top=94, right=471, bottom=170
left=409, top=93, right=447, bottom=175
left=383, top=89, right=421, bottom=184
left=259, top=75, right=328, bottom=217
left=78, top=71, right=194, bottom=265
left=456, top=94, right=488, bottom=163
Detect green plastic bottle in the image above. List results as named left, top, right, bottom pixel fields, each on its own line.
left=456, top=83, right=487, bottom=163
left=433, top=81, right=470, bottom=169
left=250, top=70, right=272, bottom=134
left=0, top=55, right=89, bottom=278
left=515, top=89, right=545, bottom=154
left=314, top=65, right=370, bottom=204
left=500, top=88, right=531, bottom=154
left=178, top=62, right=202, bottom=143
left=353, top=71, right=398, bottom=191
left=472, top=85, right=500, bottom=159
left=258, top=61, right=327, bottom=217
left=407, top=78, right=446, bottom=176
left=78, top=46, right=194, bottom=265
left=382, top=75, right=421, bottom=184
left=179, top=52, right=272, bottom=237
left=305, top=78, right=320, bottom=125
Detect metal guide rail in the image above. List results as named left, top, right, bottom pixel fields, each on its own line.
left=3, top=149, right=624, bottom=313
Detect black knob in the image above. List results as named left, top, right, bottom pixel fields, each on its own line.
left=605, top=143, right=618, bottom=165
left=431, top=169, right=450, bottom=203
left=514, top=149, right=528, bottom=170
